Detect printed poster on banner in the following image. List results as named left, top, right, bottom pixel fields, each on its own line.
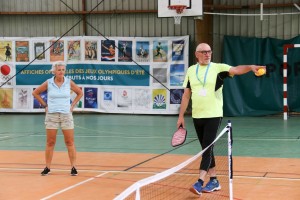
left=136, top=41, right=149, bottom=62
left=84, top=87, right=98, bottom=109
left=67, top=40, right=81, bottom=61
left=85, top=40, right=97, bottom=61
left=0, top=88, right=13, bottom=109
left=50, top=40, right=64, bottom=62
left=153, top=41, right=168, bottom=62
left=172, top=40, right=185, bottom=61
left=0, top=63, right=14, bottom=86
left=0, top=41, right=12, bottom=62
left=170, top=64, right=185, bottom=86
left=101, top=88, right=115, bottom=110
left=117, top=88, right=132, bottom=109
left=15, top=41, right=29, bottom=62
left=101, top=40, right=115, bottom=61
left=152, top=89, right=167, bottom=109
left=133, top=89, right=151, bottom=110
left=15, top=88, right=32, bottom=109
left=170, top=89, right=184, bottom=111
left=33, top=41, right=47, bottom=62
left=118, top=40, right=132, bottom=62
left=33, top=89, right=47, bottom=109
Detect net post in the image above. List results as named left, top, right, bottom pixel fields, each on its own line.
left=135, top=187, right=140, bottom=200
left=227, top=120, right=233, bottom=200
left=283, top=44, right=293, bottom=120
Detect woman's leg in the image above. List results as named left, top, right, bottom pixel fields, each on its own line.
left=45, top=129, right=58, bottom=169
left=62, top=129, right=76, bottom=168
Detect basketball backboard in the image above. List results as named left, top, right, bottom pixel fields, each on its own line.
left=158, top=0, right=203, bottom=17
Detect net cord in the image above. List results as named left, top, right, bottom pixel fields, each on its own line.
left=114, top=124, right=230, bottom=200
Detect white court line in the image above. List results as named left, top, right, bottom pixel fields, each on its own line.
left=234, top=175, right=300, bottom=181
left=234, top=138, right=299, bottom=141
left=2, top=167, right=299, bottom=182
left=29, top=135, right=185, bottom=139
left=40, top=171, right=109, bottom=200
left=0, top=167, right=157, bottom=175
left=29, top=134, right=298, bottom=141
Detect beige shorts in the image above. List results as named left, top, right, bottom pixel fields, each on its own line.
left=45, top=113, right=74, bottom=130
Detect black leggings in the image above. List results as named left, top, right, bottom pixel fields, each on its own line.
left=193, top=117, right=222, bottom=171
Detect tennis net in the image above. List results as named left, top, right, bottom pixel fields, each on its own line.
left=114, top=121, right=233, bottom=200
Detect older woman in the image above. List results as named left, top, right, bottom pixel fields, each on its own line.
left=32, top=61, right=83, bottom=176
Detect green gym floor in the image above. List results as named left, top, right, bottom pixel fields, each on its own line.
left=0, top=113, right=299, bottom=158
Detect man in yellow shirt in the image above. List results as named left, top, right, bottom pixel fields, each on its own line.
left=177, top=43, right=265, bottom=195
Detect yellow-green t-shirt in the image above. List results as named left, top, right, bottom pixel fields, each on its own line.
left=183, top=62, right=231, bottom=118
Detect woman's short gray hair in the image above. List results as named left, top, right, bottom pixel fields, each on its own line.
left=51, top=61, right=67, bottom=74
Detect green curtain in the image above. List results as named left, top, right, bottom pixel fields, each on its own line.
left=222, top=35, right=300, bottom=116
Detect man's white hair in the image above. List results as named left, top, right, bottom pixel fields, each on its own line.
left=51, top=61, right=67, bottom=74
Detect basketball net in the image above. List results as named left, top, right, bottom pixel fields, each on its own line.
left=168, top=5, right=187, bottom=25
left=174, top=16, right=182, bottom=25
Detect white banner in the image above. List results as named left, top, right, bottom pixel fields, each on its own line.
left=0, top=36, right=189, bottom=114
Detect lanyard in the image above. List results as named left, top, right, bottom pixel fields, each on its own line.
left=196, top=63, right=210, bottom=88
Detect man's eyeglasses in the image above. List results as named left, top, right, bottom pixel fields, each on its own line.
left=197, top=50, right=212, bottom=55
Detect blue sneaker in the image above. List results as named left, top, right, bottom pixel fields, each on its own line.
left=189, top=181, right=202, bottom=195
left=202, top=179, right=221, bottom=193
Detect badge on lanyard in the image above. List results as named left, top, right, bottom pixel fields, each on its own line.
left=199, top=88, right=207, bottom=96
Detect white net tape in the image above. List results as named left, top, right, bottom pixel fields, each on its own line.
left=174, top=16, right=182, bottom=25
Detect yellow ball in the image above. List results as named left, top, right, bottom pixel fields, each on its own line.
left=255, top=68, right=266, bottom=76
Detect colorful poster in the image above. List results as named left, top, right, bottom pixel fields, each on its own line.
left=136, top=41, right=149, bottom=62
left=101, top=89, right=115, bottom=110
left=0, top=88, right=13, bottom=108
left=153, top=41, right=168, bottom=62
left=67, top=40, right=81, bottom=61
left=34, top=42, right=46, bottom=61
left=16, top=41, right=29, bottom=62
left=84, top=87, right=98, bottom=108
left=50, top=40, right=64, bottom=62
left=118, top=40, right=132, bottom=62
left=0, top=41, right=12, bottom=62
left=85, top=40, right=97, bottom=61
left=172, top=40, right=185, bottom=61
left=101, top=40, right=115, bottom=61
left=0, top=63, right=13, bottom=86
left=170, top=89, right=183, bottom=105
left=152, top=89, right=167, bottom=109
left=170, top=89, right=184, bottom=111
left=170, top=64, right=185, bottom=86
left=33, top=89, right=47, bottom=109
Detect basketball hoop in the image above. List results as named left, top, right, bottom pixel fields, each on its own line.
left=168, top=5, right=187, bottom=25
